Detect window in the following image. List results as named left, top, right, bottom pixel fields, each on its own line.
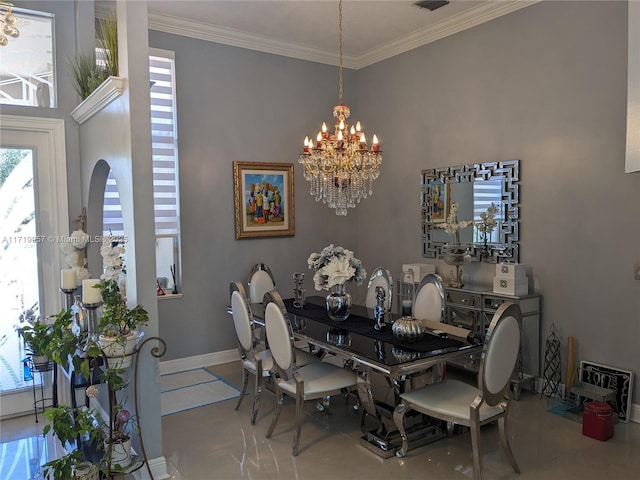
left=103, top=49, right=181, bottom=293
left=0, top=8, right=55, bottom=107
left=473, top=178, right=503, bottom=243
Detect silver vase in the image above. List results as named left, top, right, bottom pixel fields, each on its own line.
left=326, top=284, right=352, bottom=321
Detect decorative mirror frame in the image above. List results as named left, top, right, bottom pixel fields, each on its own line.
left=421, top=159, right=520, bottom=263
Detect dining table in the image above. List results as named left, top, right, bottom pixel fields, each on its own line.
left=247, top=295, right=481, bottom=457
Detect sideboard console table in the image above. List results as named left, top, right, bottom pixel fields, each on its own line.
left=445, top=285, right=541, bottom=399
left=397, top=282, right=541, bottom=399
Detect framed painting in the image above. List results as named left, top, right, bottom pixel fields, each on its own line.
left=579, top=360, right=634, bottom=423
left=431, top=180, right=449, bottom=223
left=233, top=161, right=295, bottom=239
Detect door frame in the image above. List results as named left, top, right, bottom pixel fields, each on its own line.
left=0, top=115, right=69, bottom=418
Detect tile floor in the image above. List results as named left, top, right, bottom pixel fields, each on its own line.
left=2, top=360, right=639, bottom=479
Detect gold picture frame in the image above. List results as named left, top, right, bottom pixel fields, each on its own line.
left=233, top=161, right=295, bottom=239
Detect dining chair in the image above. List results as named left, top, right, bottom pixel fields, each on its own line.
left=365, top=267, right=393, bottom=312
left=393, top=302, right=522, bottom=480
left=230, top=281, right=271, bottom=425
left=412, top=273, right=445, bottom=321
left=263, top=290, right=358, bottom=456
left=248, top=263, right=276, bottom=304
left=230, top=282, right=320, bottom=425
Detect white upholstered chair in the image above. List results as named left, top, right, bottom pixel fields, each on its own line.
left=263, top=290, right=358, bottom=456
left=248, top=263, right=276, bottom=304
left=412, top=273, right=445, bottom=321
left=365, top=267, right=393, bottom=311
left=230, top=281, right=271, bottom=424
left=230, top=282, right=319, bottom=424
left=393, top=302, right=522, bottom=480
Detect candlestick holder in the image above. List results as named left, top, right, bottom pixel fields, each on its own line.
left=60, top=287, right=76, bottom=311
left=81, top=302, right=102, bottom=338
left=293, top=272, right=305, bottom=309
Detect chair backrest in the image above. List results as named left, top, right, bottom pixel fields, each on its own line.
left=264, top=290, right=296, bottom=381
left=412, top=273, right=445, bottom=321
left=248, top=263, right=276, bottom=303
left=230, top=282, right=254, bottom=354
left=478, top=302, right=522, bottom=406
left=365, top=267, right=393, bottom=311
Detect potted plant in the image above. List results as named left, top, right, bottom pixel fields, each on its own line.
left=102, top=403, right=138, bottom=471
left=95, top=279, right=149, bottom=370
left=69, top=15, right=118, bottom=100
left=41, top=405, right=104, bottom=480
left=18, top=320, right=53, bottom=370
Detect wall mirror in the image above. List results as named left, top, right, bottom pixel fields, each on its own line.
left=421, top=160, right=520, bottom=263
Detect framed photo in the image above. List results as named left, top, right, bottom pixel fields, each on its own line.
left=233, top=161, right=295, bottom=239
left=431, top=180, right=449, bottom=223
left=579, top=360, right=634, bottom=423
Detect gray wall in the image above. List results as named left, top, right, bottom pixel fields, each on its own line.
left=152, top=1, right=639, bottom=398
left=148, top=31, right=361, bottom=360
left=353, top=0, right=639, bottom=390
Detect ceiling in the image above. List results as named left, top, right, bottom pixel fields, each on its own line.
left=145, top=1, right=539, bottom=69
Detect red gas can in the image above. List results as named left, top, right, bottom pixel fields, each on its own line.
left=582, top=401, right=614, bottom=441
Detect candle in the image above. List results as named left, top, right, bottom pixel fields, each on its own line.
left=321, top=122, right=328, bottom=139
left=303, top=136, right=310, bottom=153
left=401, top=299, right=412, bottom=317
left=82, top=279, right=102, bottom=305
left=61, top=269, right=76, bottom=290
left=372, top=135, right=380, bottom=152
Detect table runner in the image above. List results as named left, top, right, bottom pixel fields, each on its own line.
left=284, top=298, right=464, bottom=354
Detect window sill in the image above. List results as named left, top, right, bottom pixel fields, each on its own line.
left=158, top=293, right=183, bottom=300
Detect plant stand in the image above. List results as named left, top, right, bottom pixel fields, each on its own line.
left=28, top=357, right=57, bottom=422
left=103, top=336, right=166, bottom=479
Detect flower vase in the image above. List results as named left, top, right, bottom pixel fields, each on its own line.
left=443, top=244, right=471, bottom=288
left=326, top=284, right=352, bottom=321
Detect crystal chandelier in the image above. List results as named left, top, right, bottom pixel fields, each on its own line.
left=298, top=0, right=382, bottom=216
left=0, top=2, right=19, bottom=47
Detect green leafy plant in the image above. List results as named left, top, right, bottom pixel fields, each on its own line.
left=41, top=405, right=104, bottom=480
left=18, top=320, right=52, bottom=357
left=69, top=15, right=119, bottom=100
left=96, top=279, right=149, bottom=337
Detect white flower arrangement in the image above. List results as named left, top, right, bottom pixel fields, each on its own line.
left=60, top=229, right=91, bottom=286
left=435, top=202, right=473, bottom=247
left=100, top=234, right=126, bottom=296
left=476, top=202, right=499, bottom=239
left=307, top=244, right=367, bottom=291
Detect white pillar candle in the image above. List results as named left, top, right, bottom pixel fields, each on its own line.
left=61, top=269, right=76, bottom=290
left=82, top=279, right=102, bottom=305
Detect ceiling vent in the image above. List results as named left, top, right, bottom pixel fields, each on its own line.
left=414, top=1, right=450, bottom=12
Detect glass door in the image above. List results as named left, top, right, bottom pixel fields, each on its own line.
left=0, top=117, right=68, bottom=418
left=0, top=147, right=42, bottom=403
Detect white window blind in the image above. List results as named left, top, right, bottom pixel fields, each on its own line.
left=473, top=178, right=503, bottom=243
left=103, top=51, right=180, bottom=240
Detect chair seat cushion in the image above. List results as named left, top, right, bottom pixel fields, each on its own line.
left=243, top=349, right=273, bottom=376
left=400, top=379, right=505, bottom=424
left=277, top=362, right=357, bottom=399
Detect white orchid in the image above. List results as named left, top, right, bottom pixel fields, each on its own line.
left=436, top=202, right=473, bottom=246
left=477, top=202, right=499, bottom=236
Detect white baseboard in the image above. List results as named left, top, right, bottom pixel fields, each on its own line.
left=132, top=456, right=170, bottom=479
left=159, top=349, right=239, bottom=375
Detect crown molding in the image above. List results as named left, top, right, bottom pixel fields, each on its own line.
left=148, top=1, right=538, bottom=70
left=355, top=1, right=540, bottom=69
left=70, top=76, right=125, bottom=124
